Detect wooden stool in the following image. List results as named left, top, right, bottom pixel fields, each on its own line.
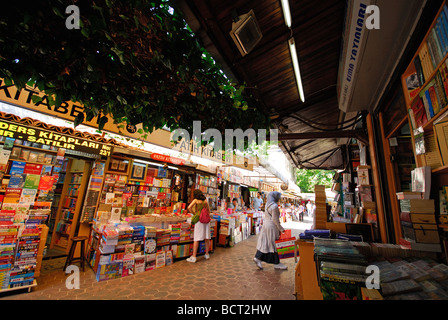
left=63, top=236, right=88, bottom=272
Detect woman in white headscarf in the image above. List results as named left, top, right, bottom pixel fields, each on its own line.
left=253, top=191, right=287, bottom=270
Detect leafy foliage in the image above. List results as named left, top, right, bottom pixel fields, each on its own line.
left=0, top=0, right=271, bottom=142
left=295, top=169, right=334, bottom=193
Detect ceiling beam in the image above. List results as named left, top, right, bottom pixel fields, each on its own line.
left=274, top=129, right=369, bottom=145
left=300, top=147, right=339, bottom=164
left=277, top=84, right=337, bottom=119
left=290, top=139, right=314, bottom=152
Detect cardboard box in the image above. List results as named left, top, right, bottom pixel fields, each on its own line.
left=413, top=223, right=439, bottom=243
left=410, top=213, right=437, bottom=224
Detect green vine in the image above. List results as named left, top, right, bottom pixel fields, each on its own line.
left=0, top=0, right=271, bottom=148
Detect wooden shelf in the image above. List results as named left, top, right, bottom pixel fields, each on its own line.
left=422, top=104, right=448, bottom=131
left=0, top=280, right=37, bottom=294
left=385, top=115, right=408, bottom=139
left=432, top=164, right=448, bottom=174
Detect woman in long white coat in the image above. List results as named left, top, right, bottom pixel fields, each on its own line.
left=253, top=191, right=287, bottom=270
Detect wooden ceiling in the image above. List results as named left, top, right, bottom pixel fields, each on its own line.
left=181, top=0, right=351, bottom=170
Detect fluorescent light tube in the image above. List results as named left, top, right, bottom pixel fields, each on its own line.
left=280, top=0, right=292, bottom=28
left=288, top=37, right=305, bottom=103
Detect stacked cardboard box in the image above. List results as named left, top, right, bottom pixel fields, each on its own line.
left=314, top=185, right=327, bottom=229
left=399, top=196, right=441, bottom=252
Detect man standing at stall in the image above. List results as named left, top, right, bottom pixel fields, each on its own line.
left=251, top=192, right=263, bottom=211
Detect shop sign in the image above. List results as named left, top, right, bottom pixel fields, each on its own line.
left=0, top=78, right=170, bottom=147
left=337, top=0, right=371, bottom=112
left=0, top=119, right=113, bottom=157
left=150, top=153, right=185, bottom=165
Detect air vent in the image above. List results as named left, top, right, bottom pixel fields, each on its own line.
left=229, top=10, right=262, bottom=57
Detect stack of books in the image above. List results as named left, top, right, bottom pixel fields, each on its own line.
left=356, top=166, right=377, bottom=225
left=314, top=185, right=327, bottom=229
left=0, top=224, right=19, bottom=290
left=179, top=223, right=191, bottom=243
left=299, top=229, right=330, bottom=240
left=131, top=225, right=145, bottom=253
left=11, top=225, right=41, bottom=288
left=169, top=223, right=181, bottom=244
left=314, top=238, right=368, bottom=300
left=156, top=229, right=170, bottom=247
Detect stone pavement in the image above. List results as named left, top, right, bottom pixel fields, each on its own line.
left=0, top=218, right=313, bottom=300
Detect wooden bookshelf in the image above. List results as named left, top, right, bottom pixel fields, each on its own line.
left=399, top=0, right=448, bottom=253
left=50, top=158, right=93, bottom=254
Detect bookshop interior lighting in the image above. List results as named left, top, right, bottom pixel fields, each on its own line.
left=288, top=37, right=305, bottom=103
left=280, top=0, right=292, bottom=28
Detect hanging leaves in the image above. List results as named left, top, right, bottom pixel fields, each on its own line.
left=0, top=0, right=271, bottom=149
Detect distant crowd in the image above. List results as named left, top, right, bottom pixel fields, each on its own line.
left=279, top=200, right=315, bottom=222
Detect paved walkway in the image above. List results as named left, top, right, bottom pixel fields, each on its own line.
left=0, top=218, right=313, bottom=300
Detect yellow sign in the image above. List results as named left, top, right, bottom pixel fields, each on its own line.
left=0, top=78, right=174, bottom=148
left=0, top=119, right=113, bottom=156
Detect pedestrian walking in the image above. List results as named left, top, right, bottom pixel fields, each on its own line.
left=253, top=191, right=288, bottom=270
left=186, top=189, right=212, bottom=263
left=298, top=202, right=304, bottom=221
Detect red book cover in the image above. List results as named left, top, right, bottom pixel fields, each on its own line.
left=38, top=175, right=55, bottom=191
left=23, top=163, right=43, bottom=175
left=411, top=98, right=428, bottom=127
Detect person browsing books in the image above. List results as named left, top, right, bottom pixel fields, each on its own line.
left=251, top=192, right=263, bottom=210
left=253, top=191, right=288, bottom=270
left=186, top=189, right=213, bottom=263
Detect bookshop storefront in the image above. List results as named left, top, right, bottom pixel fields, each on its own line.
left=0, top=81, right=274, bottom=289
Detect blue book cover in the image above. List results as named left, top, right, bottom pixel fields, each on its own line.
left=442, top=6, right=448, bottom=39
left=425, top=89, right=435, bottom=117
left=438, top=16, right=448, bottom=54
left=436, top=22, right=446, bottom=56
left=7, top=174, right=26, bottom=189
left=9, top=161, right=26, bottom=175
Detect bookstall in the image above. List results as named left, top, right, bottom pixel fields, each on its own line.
left=295, top=234, right=448, bottom=300
left=0, top=111, right=116, bottom=291
left=398, top=0, right=448, bottom=259
left=327, top=136, right=380, bottom=242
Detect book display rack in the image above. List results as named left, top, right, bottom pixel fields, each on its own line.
left=400, top=1, right=448, bottom=258
left=314, top=238, right=448, bottom=300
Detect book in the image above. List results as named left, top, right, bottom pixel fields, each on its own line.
left=359, top=186, right=372, bottom=202
left=37, top=175, right=55, bottom=191
left=44, top=154, right=54, bottom=164
left=399, top=199, right=434, bottom=213
left=19, top=149, right=30, bottom=161
left=33, top=152, right=44, bottom=163
left=134, top=253, right=146, bottom=273
left=434, top=120, right=448, bottom=165
left=405, top=72, right=421, bottom=100
left=9, top=161, right=25, bottom=175
left=380, top=279, right=422, bottom=297
left=41, top=165, right=52, bottom=176
left=396, top=192, right=423, bottom=200
left=23, top=163, right=42, bottom=175
left=10, top=147, right=21, bottom=160
left=410, top=97, right=428, bottom=129
left=7, top=174, right=26, bottom=189
left=23, top=174, right=40, bottom=189
left=155, top=251, right=166, bottom=268
left=414, top=55, right=425, bottom=86
left=411, top=166, right=432, bottom=199
left=27, top=151, right=38, bottom=162
left=19, top=189, right=37, bottom=205
left=145, top=253, right=156, bottom=271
